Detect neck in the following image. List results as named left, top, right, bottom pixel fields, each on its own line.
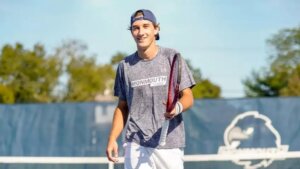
left=137, top=43, right=159, bottom=60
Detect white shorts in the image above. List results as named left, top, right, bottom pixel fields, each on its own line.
left=123, top=142, right=184, bottom=169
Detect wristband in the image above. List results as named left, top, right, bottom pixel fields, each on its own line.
left=175, top=101, right=183, bottom=116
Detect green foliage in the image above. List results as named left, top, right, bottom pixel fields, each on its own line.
left=54, top=40, right=116, bottom=102
left=63, top=56, right=115, bottom=102
left=243, top=68, right=288, bottom=97
left=243, top=26, right=300, bottom=97
left=0, top=43, right=62, bottom=103
left=0, top=39, right=220, bottom=103
left=280, top=65, right=300, bottom=96
left=268, top=27, right=300, bottom=68
left=186, top=59, right=221, bottom=98
left=192, top=80, right=221, bottom=98
left=110, top=52, right=126, bottom=66
left=0, top=85, right=14, bottom=103
left=186, top=59, right=202, bottom=83
left=0, top=40, right=118, bottom=103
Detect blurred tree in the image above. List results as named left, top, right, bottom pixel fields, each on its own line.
left=243, top=26, right=300, bottom=97
left=55, top=40, right=116, bottom=102
left=0, top=43, right=62, bottom=103
left=186, top=59, right=202, bottom=83
left=0, top=40, right=222, bottom=103
left=0, top=85, right=14, bottom=103
left=192, top=79, right=221, bottom=98
left=268, top=27, right=300, bottom=68
left=186, top=59, right=221, bottom=98
left=280, top=65, right=300, bottom=96
left=63, top=56, right=115, bottom=101
left=243, top=68, right=288, bottom=97
left=110, top=52, right=126, bottom=66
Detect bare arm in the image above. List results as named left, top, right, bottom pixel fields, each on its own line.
left=179, top=87, right=194, bottom=112
left=106, top=99, right=129, bottom=162
left=165, top=87, right=194, bottom=119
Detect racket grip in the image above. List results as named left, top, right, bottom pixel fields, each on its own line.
left=159, top=120, right=170, bottom=146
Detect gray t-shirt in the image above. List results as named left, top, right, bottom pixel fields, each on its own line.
left=114, top=46, right=195, bottom=148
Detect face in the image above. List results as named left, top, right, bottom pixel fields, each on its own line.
left=131, top=19, right=159, bottom=50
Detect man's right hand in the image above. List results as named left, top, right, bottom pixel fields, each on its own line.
left=106, top=140, right=119, bottom=162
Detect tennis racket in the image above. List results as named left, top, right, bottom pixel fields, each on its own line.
left=158, top=53, right=182, bottom=146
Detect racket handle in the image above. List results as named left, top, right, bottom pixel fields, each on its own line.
left=159, top=120, right=170, bottom=146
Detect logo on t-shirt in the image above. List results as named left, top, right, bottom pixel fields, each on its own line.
left=131, top=76, right=167, bottom=87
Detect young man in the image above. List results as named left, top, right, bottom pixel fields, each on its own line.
left=106, top=9, right=195, bottom=169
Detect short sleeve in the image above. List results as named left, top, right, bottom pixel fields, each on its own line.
left=179, top=58, right=196, bottom=91
left=114, top=63, right=127, bottom=101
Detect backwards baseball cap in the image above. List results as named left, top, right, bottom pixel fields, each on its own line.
left=130, top=9, right=160, bottom=40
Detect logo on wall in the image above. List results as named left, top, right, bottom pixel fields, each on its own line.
left=218, top=111, right=289, bottom=169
